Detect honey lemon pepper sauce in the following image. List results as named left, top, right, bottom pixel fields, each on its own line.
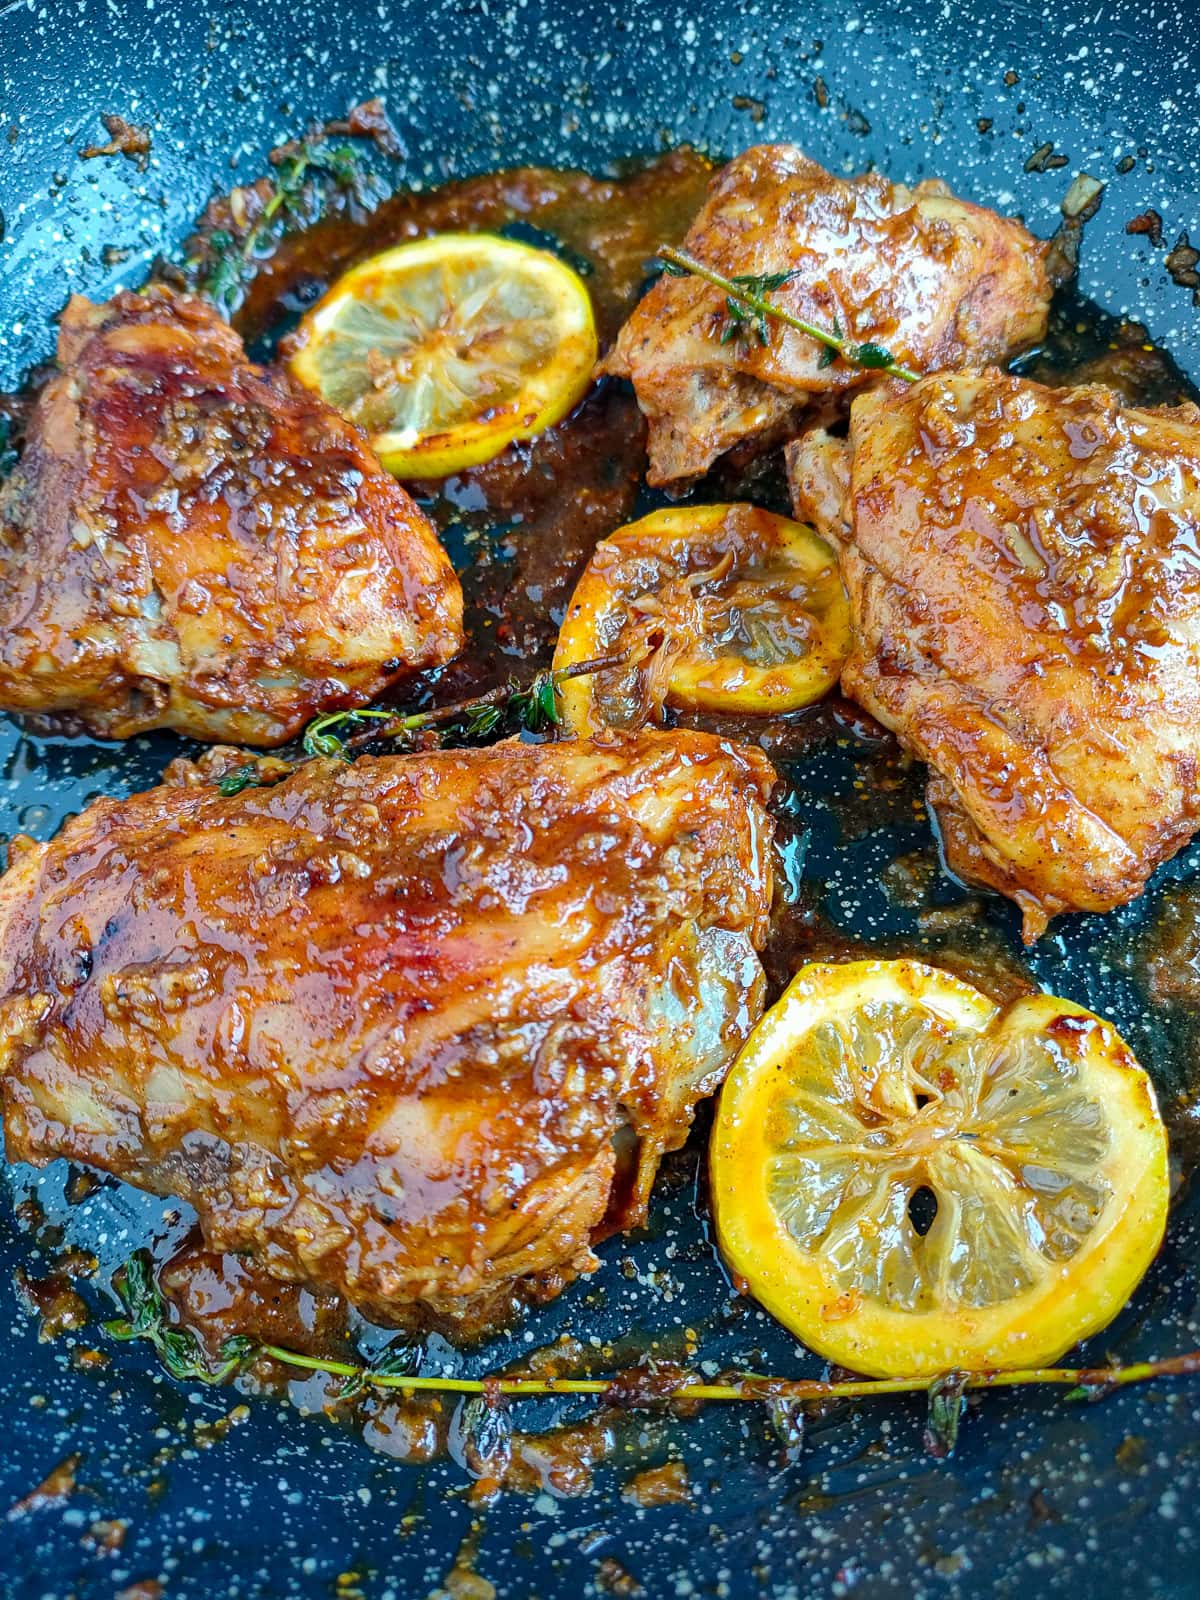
left=10, top=148, right=1200, bottom=1498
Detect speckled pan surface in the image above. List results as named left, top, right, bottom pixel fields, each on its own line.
left=2, top=1, right=1200, bottom=1597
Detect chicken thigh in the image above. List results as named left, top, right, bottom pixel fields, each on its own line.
left=0, top=730, right=775, bottom=1332
left=788, top=371, right=1200, bottom=940
left=603, top=145, right=1053, bottom=485
left=0, top=287, right=462, bottom=744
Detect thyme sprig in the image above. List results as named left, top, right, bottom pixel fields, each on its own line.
left=104, top=1251, right=254, bottom=1385
left=655, top=244, right=919, bottom=381
left=199, top=138, right=372, bottom=317
left=248, top=1345, right=1200, bottom=1406
left=301, top=653, right=627, bottom=760
left=100, top=1258, right=1200, bottom=1462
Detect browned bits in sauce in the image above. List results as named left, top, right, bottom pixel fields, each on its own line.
left=364, top=1401, right=445, bottom=1465
left=604, top=1360, right=694, bottom=1409
left=83, top=1518, right=128, bottom=1552
left=434, top=1521, right=497, bottom=1600
left=7, top=1452, right=82, bottom=1519
left=65, top=1167, right=103, bottom=1205
left=14, top=1266, right=91, bottom=1342
left=621, top=1458, right=692, bottom=1506
left=596, top=1557, right=646, bottom=1595
left=79, top=113, right=151, bottom=167
left=1137, top=885, right=1200, bottom=1006
left=1165, top=231, right=1200, bottom=301
left=1025, top=142, right=1069, bottom=173
left=1126, top=210, right=1165, bottom=248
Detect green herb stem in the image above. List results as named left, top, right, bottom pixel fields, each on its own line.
left=655, top=244, right=919, bottom=382
left=258, top=1344, right=1200, bottom=1403
left=303, top=651, right=630, bottom=760
left=103, top=1249, right=1200, bottom=1452
left=344, top=652, right=629, bottom=749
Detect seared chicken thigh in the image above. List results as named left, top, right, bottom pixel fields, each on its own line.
left=788, top=372, right=1200, bottom=939
left=0, top=730, right=774, bottom=1331
left=603, top=145, right=1053, bottom=485
left=0, top=287, right=462, bottom=744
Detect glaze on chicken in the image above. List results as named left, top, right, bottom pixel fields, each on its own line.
left=788, top=371, right=1200, bottom=940
left=602, top=145, right=1053, bottom=485
left=0, top=287, right=462, bottom=744
left=0, top=730, right=774, bottom=1332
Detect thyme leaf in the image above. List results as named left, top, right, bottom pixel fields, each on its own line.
left=719, top=269, right=800, bottom=346
left=654, top=245, right=919, bottom=381
left=734, top=270, right=799, bottom=295
left=196, top=137, right=374, bottom=318
left=852, top=341, right=901, bottom=369
left=923, top=1370, right=969, bottom=1458
left=216, top=765, right=263, bottom=797
left=461, top=703, right=506, bottom=741
left=458, top=1393, right=514, bottom=1478
left=507, top=670, right=566, bottom=734
left=767, top=1396, right=807, bottom=1461
left=338, top=1337, right=423, bottom=1401
left=302, top=707, right=396, bottom=760
left=104, top=1251, right=254, bottom=1385
left=1064, top=1378, right=1120, bottom=1404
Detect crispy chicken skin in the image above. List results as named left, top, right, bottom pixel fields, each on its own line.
left=0, top=730, right=774, bottom=1332
left=602, top=145, right=1053, bottom=485
left=0, top=287, right=462, bottom=745
left=788, top=371, right=1200, bottom=940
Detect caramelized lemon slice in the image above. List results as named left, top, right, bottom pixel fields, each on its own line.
left=288, top=234, right=597, bottom=477
left=712, top=960, right=1169, bottom=1378
left=553, top=504, right=849, bottom=733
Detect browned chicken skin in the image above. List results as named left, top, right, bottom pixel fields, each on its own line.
left=788, top=371, right=1200, bottom=940
left=0, top=287, right=462, bottom=744
left=0, top=730, right=774, bottom=1332
left=602, top=145, right=1053, bottom=485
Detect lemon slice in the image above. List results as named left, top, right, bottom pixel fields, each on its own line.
left=552, top=504, right=849, bottom=733
left=712, top=960, right=1169, bottom=1377
left=288, top=234, right=598, bottom=477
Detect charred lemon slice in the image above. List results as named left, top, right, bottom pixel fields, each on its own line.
left=712, top=960, right=1169, bottom=1378
left=288, top=234, right=597, bottom=477
left=553, top=504, right=849, bottom=733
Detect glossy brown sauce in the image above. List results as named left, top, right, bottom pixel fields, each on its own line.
left=13, top=147, right=1200, bottom=1495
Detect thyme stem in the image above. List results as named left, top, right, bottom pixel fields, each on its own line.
left=104, top=1254, right=1200, bottom=1423
left=339, top=652, right=629, bottom=752
left=655, top=244, right=919, bottom=382
left=253, top=1343, right=1200, bottom=1401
